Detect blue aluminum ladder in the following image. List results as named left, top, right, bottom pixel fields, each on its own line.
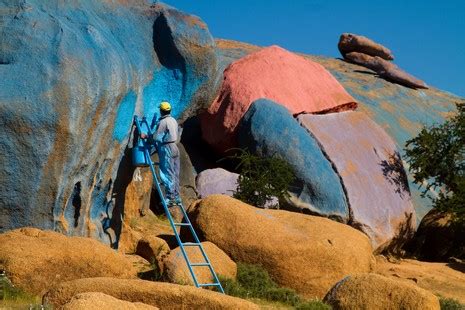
left=133, top=116, right=225, bottom=293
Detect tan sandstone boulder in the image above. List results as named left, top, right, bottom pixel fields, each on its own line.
left=324, top=273, right=440, bottom=310
left=124, top=167, right=153, bottom=219
left=164, top=241, right=236, bottom=286
left=62, top=292, right=158, bottom=310
left=136, top=236, right=170, bottom=264
left=118, top=221, right=143, bottom=254
left=184, top=195, right=375, bottom=298
left=375, top=257, right=465, bottom=304
left=43, top=277, right=259, bottom=309
left=0, top=228, right=137, bottom=295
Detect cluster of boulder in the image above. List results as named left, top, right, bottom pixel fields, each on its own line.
left=199, top=44, right=416, bottom=253
left=0, top=227, right=257, bottom=309
left=338, top=33, right=428, bottom=89
left=4, top=195, right=464, bottom=308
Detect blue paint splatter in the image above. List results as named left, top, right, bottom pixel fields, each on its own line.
left=113, top=90, right=137, bottom=142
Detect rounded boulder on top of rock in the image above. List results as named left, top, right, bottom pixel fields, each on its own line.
left=62, top=292, right=158, bottom=310
left=344, top=52, right=428, bottom=89
left=238, top=99, right=350, bottom=220
left=163, top=241, right=236, bottom=286
left=201, top=45, right=357, bottom=153
left=43, top=277, right=259, bottom=310
left=0, top=228, right=137, bottom=295
left=324, top=273, right=440, bottom=310
left=343, top=51, right=384, bottom=72
left=378, top=58, right=429, bottom=89
left=338, top=33, right=394, bottom=60
left=185, top=195, right=375, bottom=299
left=297, top=111, right=416, bottom=252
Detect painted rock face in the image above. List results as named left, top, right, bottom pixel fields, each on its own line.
left=201, top=45, right=357, bottom=153
left=238, top=99, right=350, bottom=221
left=0, top=1, right=219, bottom=243
left=298, top=111, right=416, bottom=251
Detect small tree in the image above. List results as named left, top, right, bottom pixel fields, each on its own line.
left=228, top=149, right=295, bottom=208
left=404, top=102, right=465, bottom=221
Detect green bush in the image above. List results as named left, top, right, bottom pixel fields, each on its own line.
left=227, top=149, right=295, bottom=208
left=219, top=263, right=330, bottom=309
left=440, top=297, right=465, bottom=310
left=405, top=102, right=465, bottom=222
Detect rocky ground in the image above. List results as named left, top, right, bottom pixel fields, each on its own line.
left=1, top=196, right=464, bottom=309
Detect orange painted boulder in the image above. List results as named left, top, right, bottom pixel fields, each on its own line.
left=297, top=111, right=416, bottom=252
left=201, top=45, right=357, bottom=153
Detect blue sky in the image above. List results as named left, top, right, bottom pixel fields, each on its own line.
left=166, top=0, right=465, bottom=98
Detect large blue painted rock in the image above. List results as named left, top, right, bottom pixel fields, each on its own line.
left=216, top=39, right=461, bottom=221
left=298, top=112, right=416, bottom=251
left=0, top=1, right=218, bottom=244
left=238, top=99, right=349, bottom=221
left=144, top=3, right=219, bottom=123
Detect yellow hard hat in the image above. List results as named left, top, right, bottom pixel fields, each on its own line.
left=159, top=101, right=171, bottom=112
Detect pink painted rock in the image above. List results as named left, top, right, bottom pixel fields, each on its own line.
left=297, top=111, right=416, bottom=252
left=345, top=52, right=428, bottom=89
left=338, top=33, right=394, bottom=60
left=201, top=45, right=357, bottom=153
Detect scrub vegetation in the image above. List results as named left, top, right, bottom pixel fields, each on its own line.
left=219, top=263, right=331, bottom=309
left=227, top=149, right=295, bottom=208
left=405, top=102, right=465, bottom=222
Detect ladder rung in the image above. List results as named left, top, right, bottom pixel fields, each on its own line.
left=182, top=242, right=201, bottom=246
left=190, top=263, right=210, bottom=267
left=174, top=223, right=190, bottom=226
left=198, top=283, right=221, bottom=287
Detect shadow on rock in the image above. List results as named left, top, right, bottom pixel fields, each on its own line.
left=380, top=151, right=410, bottom=199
